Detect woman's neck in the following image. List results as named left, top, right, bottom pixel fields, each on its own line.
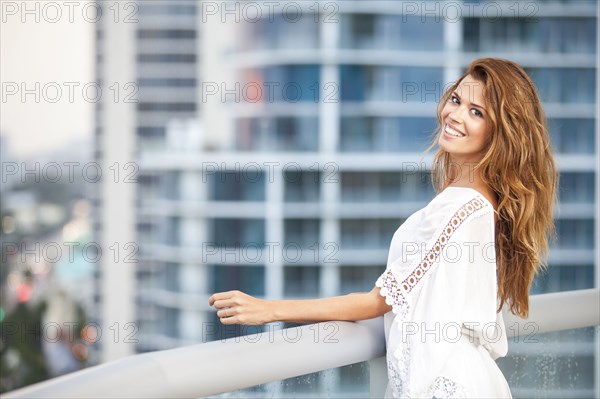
left=445, top=159, right=485, bottom=189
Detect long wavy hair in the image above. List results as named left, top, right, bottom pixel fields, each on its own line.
left=424, top=58, right=559, bottom=318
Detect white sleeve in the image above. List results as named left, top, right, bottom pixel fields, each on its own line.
left=375, top=194, right=492, bottom=320
left=375, top=194, right=507, bottom=395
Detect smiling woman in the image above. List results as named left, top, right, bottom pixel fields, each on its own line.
left=209, top=58, right=559, bottom=399
left=438, top=75, right=490, bottom=165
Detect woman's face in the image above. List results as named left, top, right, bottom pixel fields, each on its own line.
left=439, top=74, right=490, bottom=164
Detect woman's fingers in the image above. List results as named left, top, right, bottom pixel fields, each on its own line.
left=213, top=299, right=235, bottom=309
left=220, top=315, right=240, bottom=325
left=208, top=290, right=240, bottom=306
left=216, top=307, right=236, bottom=318
left=209, top=290, right=270, bottom=325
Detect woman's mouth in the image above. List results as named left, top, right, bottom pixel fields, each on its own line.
left=444, top=124, right=465, bottom=138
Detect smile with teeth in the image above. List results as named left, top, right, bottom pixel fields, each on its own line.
left=445, top=124, right=465, bottom=137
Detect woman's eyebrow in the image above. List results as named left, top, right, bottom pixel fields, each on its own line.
left=453, top=91, right=485, bottom=111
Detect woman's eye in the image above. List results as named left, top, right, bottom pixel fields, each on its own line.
left=450, top=95, right=459, bottom=104
left=471, top=108, right=483, bottom=117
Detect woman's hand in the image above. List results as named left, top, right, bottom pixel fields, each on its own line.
left=208, top=290, right=273, bottom=325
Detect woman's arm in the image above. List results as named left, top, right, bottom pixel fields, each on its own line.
left=208, top=287, right=392, bottom=325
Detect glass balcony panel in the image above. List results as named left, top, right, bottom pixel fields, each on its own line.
left=498, top=327, right=597, bottom=398
left=209, top=361, right=370, bottom=398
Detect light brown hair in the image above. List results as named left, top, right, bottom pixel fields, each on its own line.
left=425, top=58, right=559, bottom=318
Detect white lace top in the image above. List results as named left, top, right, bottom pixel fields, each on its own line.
left=375, top=187, right=512, bottom=398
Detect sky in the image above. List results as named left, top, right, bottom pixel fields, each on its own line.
left=1, top=1, right=95, bottom=160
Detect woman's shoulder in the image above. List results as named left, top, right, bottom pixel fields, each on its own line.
left=429, top=186, right=497, bottom=223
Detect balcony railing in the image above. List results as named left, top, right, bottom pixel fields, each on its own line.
left=4, top=288, right=599, bottom=398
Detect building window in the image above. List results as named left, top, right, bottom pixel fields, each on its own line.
left=138, top=3, right=197, bottom=15
left=341, top=218, right=402, bottom=249
left=137, top=126, right=166, bottom=138
left=137, top=29, right=196, bottom=39
left=339, top=117, right=437, bottom=152
left=531, top=264, right=594, bottom=294
left=526, top=68, right=595, bottom=103
left=341, top=172, right=432, bottom=202
left=137, top=103, right=196, bottom=112
left=236, top=117, right=318, bottom=152
left=554, top=219, right=594, bottom=249
left=242, top=65, right=320, bottom=103
left=137, top=54, right=197, bottom=63
left=240, top=14, right=319, bottom=50
left=284, top=266, right=320, bottom=297
left=548, top=118, right=595, bottom=154
left=160, top=307, right=179, bottom=338
left=162, top=216, right=179, bottom=246
left=340, top=66, right=444, bottom=102
left=210, top=170, right=265, bottom=201
left=340, top=14, right=443, bottom=51
left=211, top=265, right=265, bottom=296
left=464, top=17, right=596, bottom=54
left=212, top=218, right=265, bottom=247
left=284, top=171, right=320, bottom=202
left=558, top=172, right=595, bottom=204
left=284, top=219, right=320, bottom=248
left=340, top=266, right=386, bottom=294
left=161, top=262, right=180, bottom=292
left=138, top=78, right=197, bottom=87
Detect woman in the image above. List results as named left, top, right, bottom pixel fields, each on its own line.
left=208, top=58, right=558, bottom=398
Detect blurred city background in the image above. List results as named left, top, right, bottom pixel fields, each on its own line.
left=0, top=0, right=598, bottom=397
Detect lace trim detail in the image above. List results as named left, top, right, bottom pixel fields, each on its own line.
left=426, top=376, right=469, bottom=398
left=375, top=196, right=485, bottom=315
left=400, top=197, right=484, bottom=294
left=387, top=356, right=404, bottom=398
left=376, top=270, right=409, bottom=318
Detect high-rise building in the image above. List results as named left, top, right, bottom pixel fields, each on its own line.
left=94, top=1, right=598, bottom=397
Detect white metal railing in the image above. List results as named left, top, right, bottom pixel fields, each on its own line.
left=4, top=288, right=599, bottom=399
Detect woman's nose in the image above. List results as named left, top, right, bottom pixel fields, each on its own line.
left=448, top=106, right=465, bottom=124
